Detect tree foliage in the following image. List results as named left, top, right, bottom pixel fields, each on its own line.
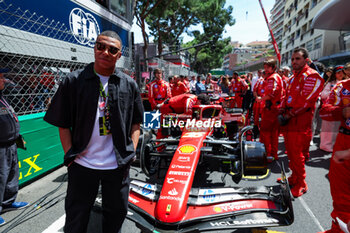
left=134, top=0, right=165, bottom=70
left=185, top=0, right=235, bottom=73
left=146, top=0, right=200, bottom=55
left=185, top=37, right=233, bottom=74
left=134, top=0, right=235, bottom=73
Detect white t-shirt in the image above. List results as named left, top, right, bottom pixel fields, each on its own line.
left=189, top=80, right=197, bottom=92
left=251, top=75, right=259, bottom=91
left=75, top=74, right=118, bottom=170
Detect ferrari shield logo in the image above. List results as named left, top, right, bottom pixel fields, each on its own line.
left=166, top=204, right=171, bottom=213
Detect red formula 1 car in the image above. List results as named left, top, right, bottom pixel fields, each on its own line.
left=126, top=104, right=294, bottom=232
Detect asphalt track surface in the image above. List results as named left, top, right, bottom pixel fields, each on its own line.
left=0, top=134, right=333, bottom=233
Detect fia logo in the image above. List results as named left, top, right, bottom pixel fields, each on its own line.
left=143, top=110, right=161, bottom=129
left=69, top=8, right=100, bottom=47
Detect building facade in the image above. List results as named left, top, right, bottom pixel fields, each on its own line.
left=269, top=0, right=286, bottom=50
left=222, top=42, right=271, bottom=72
left=281, top=0, right=340, bottom=66
left=222, top=47, right=257, bottom=71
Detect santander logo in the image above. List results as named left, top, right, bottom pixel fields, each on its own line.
left=168, top=188, right=178, bottom=196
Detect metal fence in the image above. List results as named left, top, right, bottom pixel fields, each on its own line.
left=0, top=0, right=132, bottom=116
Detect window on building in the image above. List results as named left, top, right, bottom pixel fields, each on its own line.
left=306, top=40, right=313, bottom=51
left=110, top=0, right=127, bottom=17
left=311, top=0, right=317, bottom=9
left=301, top=24, right=307, bottom=34
left=305, top=8, right=309, bottom=18
left=314, top=35, right=322, bottom=50
left=96, top=0, right=108, bottom=7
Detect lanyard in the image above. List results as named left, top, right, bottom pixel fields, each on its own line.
left=0, top=96, right=18, bottom=122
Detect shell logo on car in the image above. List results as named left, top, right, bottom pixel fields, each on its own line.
left=178, top=145, right=197, bottom=154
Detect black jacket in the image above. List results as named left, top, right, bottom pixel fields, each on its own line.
left=0, top=91, right=20, bottom=145
left=44, top=63, right=144, bottom=168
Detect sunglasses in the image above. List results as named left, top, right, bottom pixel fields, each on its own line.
left=95, top=42, right=120, bottom=55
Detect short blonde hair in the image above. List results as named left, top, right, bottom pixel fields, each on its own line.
left=345, top=62, right=350, bottom=70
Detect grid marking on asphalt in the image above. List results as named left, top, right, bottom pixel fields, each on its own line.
left=299, top=196, right=325, bottom=232
left=42, top=214, right=65, bottom=233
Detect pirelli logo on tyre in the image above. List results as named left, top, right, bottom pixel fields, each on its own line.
left=177, top=145, right=197, bottom=154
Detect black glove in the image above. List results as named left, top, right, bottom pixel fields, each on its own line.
left=16, top=135, right=27, bottom=150
left=278, top=114, right=290, bottom=126
left=265, top=100, right=272, bottom=110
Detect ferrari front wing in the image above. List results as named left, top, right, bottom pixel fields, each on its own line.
left=126, top=167, right=293, bottom=232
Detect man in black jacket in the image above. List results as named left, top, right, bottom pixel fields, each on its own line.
left=0, top=68, right=28, bottom=225
left=44, top=31, right=144, bottom=233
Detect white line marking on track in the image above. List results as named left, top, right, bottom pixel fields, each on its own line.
left=299, top=197, right=324, bottom=232
left=42, top=214, right=65, bottom=233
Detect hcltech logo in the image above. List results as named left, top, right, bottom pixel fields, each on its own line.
left=144, top=110, right=161, bottom=129
left=69, top=8, right=100, bottom=47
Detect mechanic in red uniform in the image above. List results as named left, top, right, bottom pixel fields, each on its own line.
left=159, top=93, right=210, bottom=115
left=171, top=75, right=189, bottom=97
left=181, top=76, right=191, bottom=91
left=256, top=58, right=283, bottom=161
left=278, top=68, right=289, bottom=90
left=278, top=48, right=324, bottom=198
left=148, top=68, right=172, bottom=110
left=155, top=94, right=210, bottom=151
left=229, top=72, right=248, bottom=108
left=252, top=75, right=265, bottom=135
left=319, top=79, right=350, bottom=233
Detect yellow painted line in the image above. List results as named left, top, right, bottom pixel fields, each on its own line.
left=252, top=229, right=286, bottom=233
left=242, top=169, right=270, bottom=180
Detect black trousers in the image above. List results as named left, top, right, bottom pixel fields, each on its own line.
left=0, top=144, right=19, bottom=213
left=64, top=162, right=130, bottom=233
left=242, top=90, right=253, bottom=111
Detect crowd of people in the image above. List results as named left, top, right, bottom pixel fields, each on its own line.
left=147, top=47, right=350, bottom=233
